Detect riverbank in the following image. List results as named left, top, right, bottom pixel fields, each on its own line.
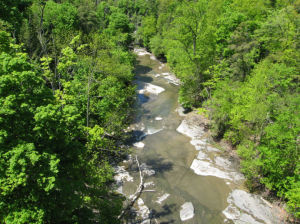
left=177, top=110, right=288, bottom=223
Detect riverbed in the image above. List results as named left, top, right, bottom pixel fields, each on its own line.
left=116, top=48, right=283, bottom=224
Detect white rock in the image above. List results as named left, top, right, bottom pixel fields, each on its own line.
left=137, top=198, right=150, bottom=221
left=230, top=172, right=245, bottom=182
left=238, top=214, right=263, bottom=224
left=180, top=202, right=194, bottom=221
left=223, top=204, right=241, bottom=220
left=197, top=151, right=211, bottom=161
left=144, top=181, right=155, bottom=188
left=155, top=74, right=161, bottom=77
left=162, top=73, right=180, bottom=85
left=140, top=163, right=155, bottom=176
left=150, top=55, right=157, bottom=60
left=134, top=48, right=151, bottom=56
left=116, top=185, right=123, bottom=194
left=177, top=120, right=205, bottom=139
left=190, top=139, right=206, bottom=147
left=137, top=81, right=165, bottom=95
left=155, top=116, right=163, bottom=121
left=206, top=145, right=221, bottom=152
left=215, top=157, right=232, bottom=169
left=158, top=64, right=165, bottom=70
left=156, top=193, right=170, bottom=204
left=191, top=140, right=206, bottom=150
left=133, top=141, right=145, bottom=148
left=147, top=127, right=163, bottom=135
left=190, top=159, right=232, bottom=180
left=114, top=166, right=133, bottom=182
left=223, top=190, right=281, bottom=224
left=176, top=107, right=187, bottom=117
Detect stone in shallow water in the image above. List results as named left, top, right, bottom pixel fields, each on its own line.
left=155, top=116, right=163, bottom=121
left=146, top=127, right=163, bottom=135
left=137, top=198, right=150, bottom=223
left=137, top=81, right=165, bottom=95
left=133, top=141, right=145, bottom=148
left=114, top=166, right=133, bottom=182
left=144, top=181, right=155, bottom=188
left=190, top=159, right=232, bottom=180
left=156, top=193, right=170, bottom=204
left=180, top=202, right=194, bottom=221
left=140, top=163, right=155, bottom=176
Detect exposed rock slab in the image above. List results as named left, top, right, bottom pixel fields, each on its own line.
left=137, top=81, right=165, bottom=95
left=223, top=190, right=282, bottom=224
left=180, top=202, right=194, bottom=221
left=191, top=159, right=232, bottom=180
left=176, top=119, right=205, bottom=139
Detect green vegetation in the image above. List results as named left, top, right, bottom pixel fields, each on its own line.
left=0, top=0, right=137, bottom=223
left=139, top=0, right=300, bottom=219
left=1, top=0, right=299, bottom=222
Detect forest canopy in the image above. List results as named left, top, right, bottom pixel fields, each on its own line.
left=0, top=0, right=299, bottom=222
left=138, top=0, right=300, bottom=219
left=0, top=0, right=138, bottom=223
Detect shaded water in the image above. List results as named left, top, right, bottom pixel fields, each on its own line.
left=123, top=51, right=232, bottom=223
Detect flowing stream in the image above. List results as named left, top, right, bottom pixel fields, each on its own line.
left=116, top=49, right=283, bottom=224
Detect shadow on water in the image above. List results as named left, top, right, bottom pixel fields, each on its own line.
left=137, top=75, right=153, bottom=83
left=137, top=93, right=150, bottom=104
left=129, top=203, right=176, bottom=224
left=151, top=204, right=177, bottom=223
left=134, top=64, right=153, bottom=76
left=143, top=157, right=173, bottom=174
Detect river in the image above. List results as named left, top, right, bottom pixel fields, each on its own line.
left=115, top=48, right=283, bottom=224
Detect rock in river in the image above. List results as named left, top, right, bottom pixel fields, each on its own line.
left=223, top=189, right=283, bottom=224
left=180, top=202, right=194, bottom=221
left=137, top=81, right=165, bottom=95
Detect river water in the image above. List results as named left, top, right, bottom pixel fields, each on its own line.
left=118, top=49, right=282, bottom=224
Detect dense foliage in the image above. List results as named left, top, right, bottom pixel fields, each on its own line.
left=0, top=0, right=137, bottom=223
left=1, top=0, right=299, bottom=222
left=138, top=0, right=300, bottom=219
